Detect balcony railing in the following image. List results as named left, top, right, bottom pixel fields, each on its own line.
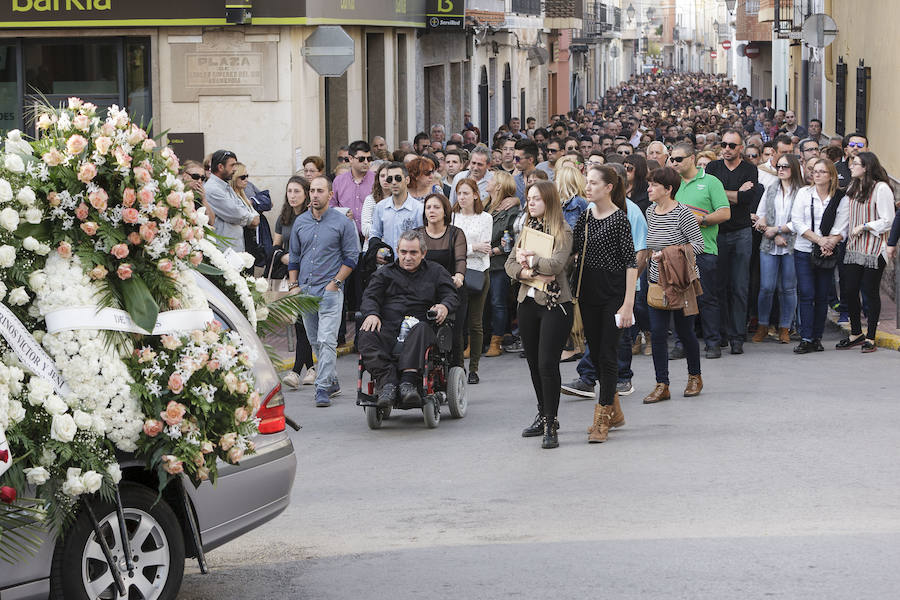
left=511, top=0, right=541, bottom=15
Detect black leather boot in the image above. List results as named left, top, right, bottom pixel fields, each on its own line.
left=542, top=417, right=559, bottom=449
left=522, top=413, right=560, bottom=438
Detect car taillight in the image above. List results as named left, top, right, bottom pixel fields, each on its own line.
left=256, top=384, right=286, bottom=434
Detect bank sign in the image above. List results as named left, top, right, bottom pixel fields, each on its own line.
left=426, top=0, right=464, bottom=29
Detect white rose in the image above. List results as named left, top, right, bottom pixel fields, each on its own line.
left=7, top=400, right=25, bottom=423
left=107, top=463, right=122, bottom=485
left=43, top=393, right=67, bottom=416
left=22, top=236, right=39, bottom=252
left=256, top=306, right=269, bottom=321
left=27, top=270, right=46, bottom=291
left=62, top=475, right=86, bottom=497
left=81, top=470, right=103, bottom=494
left=0, top=245, right=15, bottom=268
left=240, top=252, right=255, bottom=269
left=0, top=280, right=6, bottom=302
left=0, top=179, right=11, bottom=202
left=7, top=286, right=28, bottom=306
left=36, top=243, right=51, bottom=256
left=0, top=207, right=19, bottom=232
left=24, top=466, right=50, bottom=486
left=27, top=377, right=53, bottom=406
left=73, top=410, right=93, bottom=430
left=24, top=207, right=42, bottom=224
left=255, top=278, right=269, bottom=293
left=17, top=186, right=36, bottom=206
left=50, top=413, right=77, bottom=443
left=39, top=448, right=56, bottom=466
left=3, top=154, right=25, bottom=174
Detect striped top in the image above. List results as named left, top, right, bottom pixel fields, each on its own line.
left=645, top=203, right=705, bottom=284
left=845, top=181, right=896, bottom=268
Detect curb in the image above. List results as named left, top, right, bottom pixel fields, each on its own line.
left=827, top=313, right=900, bottom=351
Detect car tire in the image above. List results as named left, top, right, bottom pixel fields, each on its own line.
left=446, top=366, right=467, bottom=419
left=365, top=406, right=384, bottom=430
left=50, top=483, right=186, bottom=600
left=423, top=398, right=440, bottom=429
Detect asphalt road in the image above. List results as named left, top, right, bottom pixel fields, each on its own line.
left=181, top=326, right=900, bottom=599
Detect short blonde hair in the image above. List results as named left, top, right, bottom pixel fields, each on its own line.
left=555, top=165, right=586, bottom=202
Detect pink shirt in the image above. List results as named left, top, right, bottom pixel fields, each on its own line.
left=331, top=170, right=375, bottom=233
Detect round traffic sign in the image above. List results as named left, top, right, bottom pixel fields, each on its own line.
left=745, top=44, right=761, bottom=59
left=722, top=40, right=732, bottom=50
left=711, top=51, right=718, bottom=59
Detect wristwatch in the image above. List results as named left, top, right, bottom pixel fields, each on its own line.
left=701, top=215, right=708, bottom=226
left=287, top=282, right=299, bottom=290
left=331, top=278, right=344, bottom=290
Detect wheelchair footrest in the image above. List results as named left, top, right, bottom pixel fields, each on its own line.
left=357, top=393, right=377, bottom=407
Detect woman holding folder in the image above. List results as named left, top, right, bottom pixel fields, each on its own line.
left=505, top=181, right=573, bottom=449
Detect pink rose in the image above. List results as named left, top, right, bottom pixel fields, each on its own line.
left=48, top=192, right=60, bottom=206
left=73, top=114, right=90, bottom=131
left=180, top=227, right=195, bottom=241
left=127, top=232, right=142, bottom=246
left=110, top=243, right=129, bottom=259
left=201, top=441, right=215, bottom=454
left=161, top=335, right=181, bottom=350
left=168, top=297, right=182, bottom=309
left=114, top=147, right=132, bottom=168
left=133, top=166, right=152, bottom=185
left=89, top=189, right=108, bottom=212
left=227, top=446, right=244, bottom=463
left=161, top=455, right=184, bottom=475
left=167, top=373, right=185, bottom=395
left=219, top=433, right=237, bottom=451
left=171, top=216, right=186, bottom=232
left=94, top=136, right=112, bottom=155
left=116, top=263, right=133, bottom=280
left=166, top=191, right=182, bottom=208
left=206, top=360, right=220, bottom=372
left=234, top=406, right=249, bottom=423
left=68, top=97, right=83, bottom=109
left=138, top=187, right=154, bottom=206
left=190, top=252, right=203, bottom=266
left=248, top=391, right=261, bottom=412
left=128, top=125, right=147, bottom=145
left=66, top=134, right=88, bottom=155
left=197, top=466, right=210, bottom=481
left=143, top=419, right=163, bottom=437
left=140, top=222, right=157, bottom=242
left=175, top=242, right=190, bottom=259
left=101, top=122, right=115, bottom=137
left=154, top=205, right=169, bottom=221
left=142, top=138, right=157, bottom=152
left=89, top=264, right=108, bottom=280
left=157, top=259, right=174, bottom=273
left=80, top=221, right=98, bottom=236
left=42, top=148, right=64, bottom=166
left=122, top=187, right=136, bottom=206
left=161, top=399, right=186, bottom=424
left=57, top=241, right=72, bottom=258
left=77, top=162, right=97, bottom=183
left=122, top=208, right=140, bottom=224
left=74, top=203, right=89, bottom=221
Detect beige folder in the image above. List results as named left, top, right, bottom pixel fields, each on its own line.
left=519, top=227, right=555, bottom=292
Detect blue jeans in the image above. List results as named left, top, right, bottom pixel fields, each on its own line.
left=794, top=250, right=833, bottom=342
left=757, top=252, right=797, bottom=329
left=694, top=252, right=721, bottom=348
left=648, top=306, right=701, bottom=385
left=716, top=228, right=752, bottom=341
left=302, top=288, right=343, bottom=391
left=488, top=269, right=510, bottom=337
left=634, top=270, right=650, bottom=332
left=576, top=343, right=597, bottom=385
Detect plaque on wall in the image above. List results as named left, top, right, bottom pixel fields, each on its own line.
left=165, top=133, right=205, bottom=163
left=171, top=32, right=278, bottom=102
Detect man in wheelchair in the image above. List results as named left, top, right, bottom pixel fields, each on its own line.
left=358, top=230, right=459, bottom=408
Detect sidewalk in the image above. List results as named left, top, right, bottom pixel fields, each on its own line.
left=263, top=322, right=355, bottom=372
left=828, top=290, right=900, bottom=351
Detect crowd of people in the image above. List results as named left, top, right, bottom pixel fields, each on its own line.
left=186, top=71, right=900, bottom=449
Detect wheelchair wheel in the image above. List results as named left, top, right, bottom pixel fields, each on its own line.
left=382, top=406, right=392, bottom=420
left=423, top=398, right=440, bottom=429
left=365, top=406, right=384, bottom=430
left=446, top=366, right=468, bottom=418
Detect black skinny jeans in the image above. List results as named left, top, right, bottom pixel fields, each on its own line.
left=581, top=302, right=622, bottom=406
left=293, top=319, right=314, bottom=373
left=518, top=298, right=573, bottom=419
left=843, top=257, right=886, bottom=340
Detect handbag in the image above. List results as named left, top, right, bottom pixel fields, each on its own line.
left=464, top=268, right=485, bottom=294
left=570, top=223, right=589, bottom=350
left=264, top=249, right=292, bottom=303
left=647, top=281, right=675, bottom=310
left=809, top=197, right=838, bottom=269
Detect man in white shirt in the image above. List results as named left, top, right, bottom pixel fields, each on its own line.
left=448, top=146, right=493, bottom=205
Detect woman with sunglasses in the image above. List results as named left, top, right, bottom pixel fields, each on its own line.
left=407, top=156, right=441, bottom=202
left=230, top=162, right=265, bottom=269
left=837, top=152, right=896, bottom=353
left=790, top=159, right=848, bottom=353
left=180, top=160, right=216, bottom=225
left=361, top=161, right=388, bottom=251
left=753, top=154, right=803, bottom=344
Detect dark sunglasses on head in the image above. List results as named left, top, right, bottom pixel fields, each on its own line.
left=354, top=155, right=374, bottom=162
left=720, top=141, right=740, bottom=149
left=669, top=156, right=687, bottom=163
left=385, top=175, right=405, bottom=183
left=338, top=156, right=351, bottom=163
left=238, top=174, right=249, bottom=180
left=188, top=173, right=207, bottom=181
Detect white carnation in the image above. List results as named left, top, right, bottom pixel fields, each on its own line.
left=16, top=186, right=36, bottom=205
left=0, top=245, right=15, bottom=268
left=50, top=413, right=77, bottom=443
left=0, top=179, right=11, bottom=202
left=22, top=236, right=39, bottom=252
left=44, top=393, right=68, bottom=416
left=24, top=207, right=42, bottom=224
left=24, top=466, right=50, bottom=486
left=3, top=154, right=25, bottom=174
left=7, top=286, right=29, bottom=306
left=0, top=207, right=19, bottom=232
left=81, top=470, right=103, bottom=493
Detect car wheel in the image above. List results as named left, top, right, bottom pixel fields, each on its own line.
left=382, top=406, right=392, bottom=420
left=365, top=406, right=383, bottom=430
left=446, top=366, right=467, bottom=418
left=51, top=483, right=186, bottom=600
left=423, top=397, right=440, bottom=429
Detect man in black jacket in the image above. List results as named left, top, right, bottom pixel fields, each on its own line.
left=358, top=230, right=458, bottom=408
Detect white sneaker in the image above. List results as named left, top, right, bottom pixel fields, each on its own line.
left=302, top=367, right=316, bottom=386
left=282, top=371, right=301, bottom=390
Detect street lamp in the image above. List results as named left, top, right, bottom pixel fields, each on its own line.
left=626, top=3, right=635, bottom=22
left=724, top=0, right=736, bottom=13
left=646, top=6, right=655, bottom=22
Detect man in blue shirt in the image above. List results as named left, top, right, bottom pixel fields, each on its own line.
left=370, top=162, right=423, bottom=253
left=288, top=176, right=360, bottom=407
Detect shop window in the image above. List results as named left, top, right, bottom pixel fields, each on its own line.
left=126, top=39, right=151, bottom=128
left=0, top=43, right=17, bottom=133
left=25, top=39, right=119, bottom=96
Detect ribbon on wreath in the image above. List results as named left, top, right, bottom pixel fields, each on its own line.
left=44, top=307, right=215, bottom=336
left=0, top=425, right=10, bottom=478
left=0, top=303, right=70, bottom=397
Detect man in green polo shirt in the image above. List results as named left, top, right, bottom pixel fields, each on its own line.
left=668, top=143, right=732, bottom=356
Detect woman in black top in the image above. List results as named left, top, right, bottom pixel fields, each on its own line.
left=416, top=193, right=468, bottom=366
left=624, top=154, right=650, bottom=214
left=273, top=176, right=316, bottom=390
left=575, top=165, right=637, bottom=443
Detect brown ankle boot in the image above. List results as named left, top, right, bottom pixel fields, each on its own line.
left=463, top=344, right=470, bottom=359
left=610, top=392, right=625, bottom=428
left=588, top=404, right=613, bottom=443
left=642, top=383, right=671, bottom=404
left=631, top=334, right=643, bottom=355
left=642, top=332, right=653, bottom=355
left=484, top=335, right=503, bottom=357
left=683, top=374, right=703, bottom=397
left=752, top=326, right=769, bottom=343
left=777, top=327, right=791, bottom=344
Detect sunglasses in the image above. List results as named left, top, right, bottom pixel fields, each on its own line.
left=812, top=169, right=830, bottom=175
left=802, top=146, right=819, bottom=153
left=238, top=174, right=249, bottom=180
left=385, top=175, right=405, bottom=183
left=776, top=164, right=791, bottom=170
left=514, top=156, right=530, bottom=162
left=188, top=173, right=207, bottom=181
left=720, top=142, right=740, bottom=149
left=354, top=155, right=374, bottom=162
left=337, top=156, right=351, bottom=163
left=616, top=150, right=631, bottom=155
left=669, top=156, right=687, bottom=163
left=745, top=153, right=759, bottom=159
left=848, top=141, right=865, bottom=148
left=625, top=164, right=635, bottom=172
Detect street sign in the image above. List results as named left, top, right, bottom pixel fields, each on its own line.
left=711, top=51, right=718, bottom=59
left=801, top=13, right=837, bottom=48
left=301, top=26, right=355, bottom=77
left=744, top=44, right=761, bottom=59
left=427, top=0, right=465, bottom=29
left=722, top=40, right=732, bottom=50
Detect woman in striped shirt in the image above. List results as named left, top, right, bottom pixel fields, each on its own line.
left=836, top=152, right=896, bottom=353
left=642, top=167, right=706, bottom=405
